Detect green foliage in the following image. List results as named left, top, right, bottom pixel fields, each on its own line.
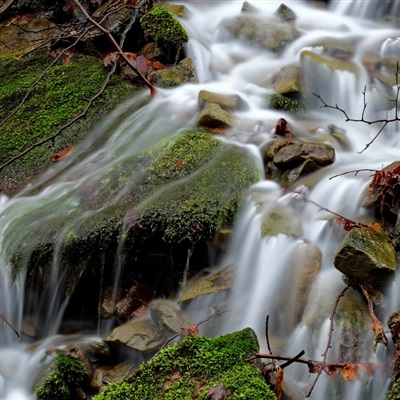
left=140, top=6, right=189, bottom=62
left=93, top=328, right=276, bottom=400
left=0, top=51, right=134, bottom=192
left=135, top=130, right=261, bottom=245
left=36, top=373, right=70, bottom=400
left=269, top=93, right=308, bottom=113
left=36, top=355, right=88, bottom=400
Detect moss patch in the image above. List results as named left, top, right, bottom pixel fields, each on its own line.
left=140, top=6, right=188, bottom=63
left=36, top=355, right=88, bottom=400
left=268, top=93, right=308, bottom=113
left=0, top=51, right=135, bottom=194
left=93, top=328, right=276, bottom=400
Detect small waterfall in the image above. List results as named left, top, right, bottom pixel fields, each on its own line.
left=1, top=0, right=400, bottom=399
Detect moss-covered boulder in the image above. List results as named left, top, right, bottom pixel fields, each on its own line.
left=36, top=355, right=88, bottom=400
left=0, top=51, right=135, bottom=195
left=334, top=226, right=397, bottom=287
left=6, top=130, right=261, bottom=322
left=140, top=5, right=188, bottom=63
left=93, top=328, right=276, bottom=400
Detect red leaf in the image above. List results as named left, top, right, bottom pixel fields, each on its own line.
left=175, top=161, right=184, bottom=168
left=131, top=55, right=150, bottom=76
left=52, top=146, right=73, bottom=162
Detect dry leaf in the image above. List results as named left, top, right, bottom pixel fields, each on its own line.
left=275, top=366, right=284, bottom=400
left=341, top=364, right=357, bottom=381
left=52, top=146, right=74, bottom=162
left=206, top=383, right=227, bottom=400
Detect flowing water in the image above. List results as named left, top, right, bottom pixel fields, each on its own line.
left=1, top=0, right=400, bottom=399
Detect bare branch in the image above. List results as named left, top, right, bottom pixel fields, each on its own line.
left=73, top=0, right=156, bottom=94
left=306, top=284, right=350, bottom=397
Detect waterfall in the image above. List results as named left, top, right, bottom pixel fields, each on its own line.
left=1, top=0, right=400, bottom=399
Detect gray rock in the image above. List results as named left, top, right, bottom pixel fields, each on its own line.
left=196, top=103, right=236, bottom=129
left=261, top=204, right=303, bottom=237
left=104, top=320, right=164, bottom=352
left=334, top=226, right=396, bottom=287
left=179, top=264, right=235, bottom=302
left=273, top=142, right=335, bottom=168
left=149, top=299, right=193, bottom=333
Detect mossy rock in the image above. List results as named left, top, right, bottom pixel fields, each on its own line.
left=140, top=6, right=188, bottom=63
left=6, top=130, right=261, bottom=315
left=93, top=328, right=277, bottom=400
left=36, top=355, right=88, bottom=400
left=0, top=51, right=135, bottom=195
left=268, top=93, right=308, bottom=113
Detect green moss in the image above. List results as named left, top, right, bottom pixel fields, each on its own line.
left=0, top=51, right=135, bottom=193
left=93, top=328, right=276, bottom=400
left=36, top=356, right=88, bottom=400
left=140, top=6, right=188, bottom=62
left=36, top=374, right=70, bottom=400
left=387, top=379, right=400, bottom=400
left=268, top=93, right=308, bottom=113
left=134, top=130, right=261, bottom=245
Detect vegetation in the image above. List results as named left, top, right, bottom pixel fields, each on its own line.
left=268, top=93, right=308, bottom=113
left=36, top=355, right=88, bottom=400
left=93, top=328, right=276, bottom=400
left=140, top=6, right=189, bottom=63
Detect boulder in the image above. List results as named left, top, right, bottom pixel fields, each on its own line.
left=220, top=7, right=300, bottom=52
left=196, top=103, right=236, bottom=129
left=149, top=299, right=193, bottom=333
left=179, top=264, right=235, bottom=303
left=261, top=204, right=303, bottom=237
left=334, top=226, right=396, bottom=287
left=198, top=90, right=242, bottom=111
left=103, top=320, right=164, bottom=353
left=149, top=57, right=197, bottom=87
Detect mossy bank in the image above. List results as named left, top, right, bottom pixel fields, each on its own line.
left=0, top=51, right=135, bottom=195
left=94, top=328, right=276, bottom=400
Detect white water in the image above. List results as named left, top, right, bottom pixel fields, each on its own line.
left=1, top=0, right=400, bottom=398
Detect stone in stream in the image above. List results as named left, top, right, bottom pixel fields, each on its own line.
left=178, top=264, right=235, bottom=303
left=334, top=226, right=396, bottom=287
left=149, top=299, right=193, bottom=334
left=103, top=320, right=164, bottom=353
left=196, top=102, right=237, bottom=129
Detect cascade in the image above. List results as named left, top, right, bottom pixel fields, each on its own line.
left=0, top=0, right=400, bottom=399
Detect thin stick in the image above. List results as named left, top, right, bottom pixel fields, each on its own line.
left=0, top=312, right=19, bottom=339
left=73, top=0, right=156, bottom=94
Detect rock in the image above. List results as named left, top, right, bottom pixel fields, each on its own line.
left=272, top=142, right=335, bottom=168
left=334, top=226, right=396, bottom=287
left=261, top=204, right=303, bottom=237
left=301, top=49, right=358, bottom=73
left=198, top=90, right=242, bottom=111
left=149, top=299, right=193, bottom=333
left=220, top=12, right=300, bottom=52
left=149, top=57, right=197, bottom=87
left=115, top=286, right=142, bottom=322
left=212, top=227, right=233, bottom=253
left=241, top=1, right=260, bottom=13
left=163, top=3, right=190, bottom=18
left=291, top=242, right=322, bottom=322
left=280, top=159, right=320, bottom=187
left=100, top=287, right=126, bottom=319
left=102, top=361, right=136, bottom=383
left=139, top=42, right=165, bottom=61
left=274, top=3, right=297, bottom=22
left=196, top=103, right=236, bottom=129
left=179, top=264, right=235, bottom=303
left=103, top=320, right=164, bottom=353
left=272, top=66, right=302, bottom=94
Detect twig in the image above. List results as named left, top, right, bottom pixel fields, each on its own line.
left=0, top=312, right=19, bottom=339
left=265, top=315, right=277, bottom=371
left=314, top=76, right=400, bottom=153
left=329, top=168, right=379, bottom=180
left=0, top=0, right=15, bottom=16
left=73, top=0, right=156, bottom=94
left=360, top=284, right=388, bottom=347
left=306, top=284, right=350, bottom=397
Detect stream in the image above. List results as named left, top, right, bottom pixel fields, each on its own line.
left=1, top=0, right=400, bottom=398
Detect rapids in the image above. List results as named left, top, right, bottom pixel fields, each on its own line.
left=1, top=0, right=400, bottom=399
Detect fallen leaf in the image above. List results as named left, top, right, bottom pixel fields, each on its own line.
left=181, top=324, right=199, bottom=337
left=275, top=366, right=284, bottom=400
left=52, top=146, right=74, bottom=162
left=175, top=161, right=184, bottom=168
